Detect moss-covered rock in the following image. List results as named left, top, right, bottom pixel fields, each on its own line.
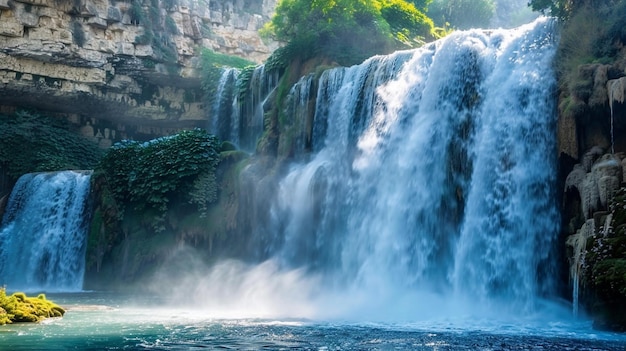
left=0, top=288, right=65, bottom=325
left=580, top=186, right=626, bottom=330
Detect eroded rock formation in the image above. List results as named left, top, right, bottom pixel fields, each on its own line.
left=0, top=0, right=277, bottom=142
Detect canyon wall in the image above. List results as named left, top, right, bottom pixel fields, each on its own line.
left=0, top=0, right=277, bottom=144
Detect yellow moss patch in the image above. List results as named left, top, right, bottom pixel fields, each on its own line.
left=0, top=288, right=65, bottom=325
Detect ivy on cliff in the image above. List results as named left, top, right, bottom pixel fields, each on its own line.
left=95, top=128, right=220, bottom=232
left=0, top=110, right=103, bottom=191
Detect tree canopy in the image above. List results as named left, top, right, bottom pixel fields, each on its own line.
left=264, top=0, right=436, bottom=66
left=528, top=0, right=619, bottom=20
left=427, top=0, right=495, bottom=30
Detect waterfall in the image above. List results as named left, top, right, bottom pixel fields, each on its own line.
left=237, top=65, right=279, bottom=152
left=209, top=65, right=278, bottom=152
left=210, top=68, right=239, bottom=144
left=0, top=171, right=92, bottom=292
left=257, top=18, right=560, bottom=315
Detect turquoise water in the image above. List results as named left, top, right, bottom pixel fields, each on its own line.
left=1, top=293, right=625, bottom=350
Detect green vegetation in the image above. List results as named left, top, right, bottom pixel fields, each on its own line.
left=86, top=129, right=250, bottom=286
left=427, top=0, right=495, bottom=30
left=555, top=1, right=626, bottom=125
left=582, top=187, right=626, bottom=330
left=263, top=0, right=436, bottom=67
left=0, top=110, right=103, bottom=190
left=0, top=288, right=65, bottom=325
left=95, top=129, right=220, bottom=231
left=528, top=0, right=574, bottom=19
left=529, top=0, right=622, bottom=21
left=200, top=49, right=255, bottom=107
left=130, top=0, right=179, bottom=63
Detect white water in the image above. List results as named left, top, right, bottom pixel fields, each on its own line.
left=214, top=18, right=561, bottom=321
left=0, top=171, right=92, bottom=292
left=210, top=67, right=239, bottom=143
left=210, top=65, right=278, bottom=151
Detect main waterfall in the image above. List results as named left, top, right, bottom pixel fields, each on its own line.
left=232, top=18, right=560, bottom=319
left=0, top=171, right=92, bottom=292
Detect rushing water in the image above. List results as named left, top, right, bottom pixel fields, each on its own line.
left=1, top=293, right=625, bottom=350
left=243, top=17, right=561, bottom=318
left=210, top=65, right=279, bottom=152
left=0, top=171, right=92, bottom=292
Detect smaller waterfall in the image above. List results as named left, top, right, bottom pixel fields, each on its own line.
left=209, top=65, right=279, bottom=152
left=0, top=171, right=92, bottom=292
left=607, top=78, right=625, bottom=154
left=237, top=65, right=279, bottom=152
left=210, top=68, right=239, bottom=143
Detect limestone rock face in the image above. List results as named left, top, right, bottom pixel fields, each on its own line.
left=558, top=63, right=626, bottom=160
left=0, top=0, right=278, bottom=143
left=566, top=150, right=623, bottom=219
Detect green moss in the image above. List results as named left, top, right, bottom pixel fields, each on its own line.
left=0, top=288, right=65, bottom=325
left=0, top=110, right=104, bottom=185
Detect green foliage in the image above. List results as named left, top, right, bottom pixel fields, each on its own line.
left=407, top=0, right=432, bottom=11
left=129, top=0, right=145, bottom=25
left=235, top=65, right=257, bottom=103
left=582, top=187, right=626, bottom=329
left=96, top=129, right=220, bottom=231
left=188, top=171, right=218, bottom=215
left=130, top=0, right=179, bottom=63
left=165, top=16, right=179, bottom=35
left=528, top=0, right=572, bottom=19
left=380, top=0, right=435, bottom=47
left=0, top=110, right=103, bottom=184
left=529, top=0, right=618, bottom=21
left=200, top=48, right=255, bottom=107
left=0, top=288, right=65, bottom=325
left=427, top=0, right=495, bottom=30
left=556, top=2, right=626, bottom=122
left=265, top=0, right=435, bottom=66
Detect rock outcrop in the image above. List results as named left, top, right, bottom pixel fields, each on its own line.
left=0, top=0, right=277, bottom=143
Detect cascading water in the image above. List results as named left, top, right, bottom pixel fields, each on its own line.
left=236, top=65, right=279, bottom=152
left=210, top=67, right=239, bottom=143
left=252, top=18, right=560, bottom=318
left=209, top=65, right=278, bottom=152
left=0, top=171, right=92, bottom=292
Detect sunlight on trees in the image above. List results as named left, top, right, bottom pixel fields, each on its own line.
left=427, top=0, right=495, bottom=29
left=264, top=0, right=436, bottom=66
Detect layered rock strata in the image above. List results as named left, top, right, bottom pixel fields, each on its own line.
left=0, top=0, right=277, bottom=143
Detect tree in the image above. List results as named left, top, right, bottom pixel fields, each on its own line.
left=427, top=0, right=496, bottom=29
left=408, top=0, right=434, bottom=11
left=528, top=0, right=571, bottom=18
left=528, top=0, right=619, bottom=20
left=265, top=0, right=435, bottom=66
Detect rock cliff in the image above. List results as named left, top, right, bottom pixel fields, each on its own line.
left=0, top=0, right=277, bottom=144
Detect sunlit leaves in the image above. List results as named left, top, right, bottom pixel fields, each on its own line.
left=266, top=0, right=435, bottom=66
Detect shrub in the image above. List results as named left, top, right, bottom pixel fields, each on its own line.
left=0, top=288, right=65, bottom=325
left=96, top=129, right=221, bottom=231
